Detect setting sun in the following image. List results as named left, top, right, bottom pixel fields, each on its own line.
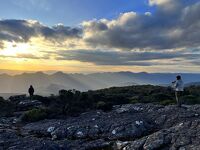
left=0, top=42, right=31, bottom=56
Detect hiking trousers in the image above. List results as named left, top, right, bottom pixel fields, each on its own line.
left=175, top=91, right=183, bottom=107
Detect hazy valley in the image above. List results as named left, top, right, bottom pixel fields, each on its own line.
left=1, top=71, right=200, bottom=98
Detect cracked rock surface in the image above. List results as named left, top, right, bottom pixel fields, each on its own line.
left=1, top=104, right=200, bottom=150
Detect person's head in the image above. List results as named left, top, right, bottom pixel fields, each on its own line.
left=30, top=85, right=33, bottom=88
left=176, top=75, right=181, bottom=80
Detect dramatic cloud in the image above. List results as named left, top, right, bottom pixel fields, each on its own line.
left=0, top=0, right=199, bottom=70
left=1, top=0, right=199, bottom=51
left=82, top=1, right=200, bottom=50
left=41, top=24, right=82, bottom=42
left=53, top=49, right=200, bottom=66
left=0, top=19, right=82, bottom=46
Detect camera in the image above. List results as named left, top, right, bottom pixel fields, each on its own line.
left=172, top=81, right=176, bottom=84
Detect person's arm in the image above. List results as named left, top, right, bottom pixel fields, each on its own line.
left=175, top=81, right=179, bottom=88
left=172, top=81, right=176, bottom=88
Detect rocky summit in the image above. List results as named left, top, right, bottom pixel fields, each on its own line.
left=0, top=103, right=200, bottom=150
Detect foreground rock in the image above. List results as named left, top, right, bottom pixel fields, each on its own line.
left=123, top=120, right=200, bottom=150
left=16, top=100, right=42, bottom=111
left=0, top=104, right=200, bottom=149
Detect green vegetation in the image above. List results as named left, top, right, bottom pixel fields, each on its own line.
left=34, top=85, right=200, bottom=118
left=22, top=108, right=49, bottom=122
left=2, top=85, right=200, bottom=120
left=96, top=101, right=112, bottom=111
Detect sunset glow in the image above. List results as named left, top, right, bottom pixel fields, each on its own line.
left=0, top=0, right=200, bottom=73
left=1, top=42, right=31, bottom=56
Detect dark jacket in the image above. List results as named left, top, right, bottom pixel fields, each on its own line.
left=28, top=86, right=34, bottom=95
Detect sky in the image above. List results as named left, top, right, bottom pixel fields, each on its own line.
left=0, top=0, right=200, bottom=73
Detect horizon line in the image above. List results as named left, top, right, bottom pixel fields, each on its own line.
left=1, top=70, right=200, bottom=76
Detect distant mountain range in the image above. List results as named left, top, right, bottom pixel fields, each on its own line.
left=185, top=82, right=200, bottom=87
left=0, top=71, right=200, bottom=96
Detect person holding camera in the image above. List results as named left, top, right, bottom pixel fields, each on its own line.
left=172, top=75, right=184, bottom=107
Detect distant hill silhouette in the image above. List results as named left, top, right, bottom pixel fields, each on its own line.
left=185, top=82, right=200, bottom=87
left=0, top=71, right=200, bottom=96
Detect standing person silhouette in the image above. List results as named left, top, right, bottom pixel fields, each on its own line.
left=28, top=85, right=34, bottom=100
left=172, top=75, right=184, bottom=107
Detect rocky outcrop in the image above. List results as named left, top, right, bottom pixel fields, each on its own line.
left=9, top=95, right=27, bottom=103
left=0, top=103, right=200, bottom=149
left=123, top=120, right=200, bottom=150
left=16, top=100, right=42, bottom=111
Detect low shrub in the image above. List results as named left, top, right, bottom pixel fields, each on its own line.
left=11, top=85, right=200, bottom=119
left=96, top=101, right=112, bottom=111
left=129, top=96, right=140, bottom=104
left=22, top=108, right=49, bottom=122
left=159, top=99, right=175, bottom=106
left=182, top=95, right=200, bottom=105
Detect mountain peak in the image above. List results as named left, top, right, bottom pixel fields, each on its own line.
left=139, top=72, right=148, bottom=74
left=35, top=71, right=45, bottom=75
left=53, top=71, right=67, bottom=76
left=0, top=73, right=10, bottom=77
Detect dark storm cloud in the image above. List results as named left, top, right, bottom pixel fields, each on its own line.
left=83, top=0, right=200, bottom=50
left=53, top=49, right=200, bottom=66
left=0, top=19, right=82, bottom=47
